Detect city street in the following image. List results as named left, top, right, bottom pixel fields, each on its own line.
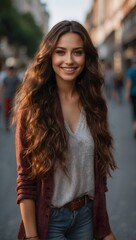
left=0, top=100, right=136, bottom=240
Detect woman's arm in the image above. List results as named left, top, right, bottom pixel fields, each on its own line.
left=16, top=111, right=37, bottom=203
left=103, top=232, right=116, bottom=240
left=20, top=199, right=38, bottom=238
left=16, top=112, right=38, bottom=238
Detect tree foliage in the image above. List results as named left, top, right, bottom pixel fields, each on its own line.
left=0, top=0, right=43, bottom=56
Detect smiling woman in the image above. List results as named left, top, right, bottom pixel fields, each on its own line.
left=13, top=20, right=116, bottom=240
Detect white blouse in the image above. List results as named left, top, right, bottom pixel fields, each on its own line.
left=51, top=109, right=95, bottom=207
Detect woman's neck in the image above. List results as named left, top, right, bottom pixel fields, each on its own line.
left=57, top=81, right=77, bottom=100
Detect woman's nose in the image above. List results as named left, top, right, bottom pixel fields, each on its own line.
left=65, top=53, right=73, bottom=64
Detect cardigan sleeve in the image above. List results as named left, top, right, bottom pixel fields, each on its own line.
left=103, top=176, right=108, bottom=192
left=15, top=112, right=37, bottom=204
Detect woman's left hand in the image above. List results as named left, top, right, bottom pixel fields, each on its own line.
left=103, top=232, right=116, bottom=240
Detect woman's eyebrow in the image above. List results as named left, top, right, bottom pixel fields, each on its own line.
left=55, top=47, right=66, bottom=50
left=73, top=47, right=84, bottom=50
left=55, top=47, right=84, bottom=50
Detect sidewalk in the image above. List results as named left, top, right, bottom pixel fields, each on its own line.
left=107, top=101, right=136, bottom=240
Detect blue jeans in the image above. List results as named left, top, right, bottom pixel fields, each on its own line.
left=46, top=199, right=93, bottom=240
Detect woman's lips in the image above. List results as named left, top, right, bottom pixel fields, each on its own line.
left=61, top=67, right=77, bottom=73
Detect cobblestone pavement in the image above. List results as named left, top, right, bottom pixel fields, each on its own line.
left=0, top=101, right=136, bottom=240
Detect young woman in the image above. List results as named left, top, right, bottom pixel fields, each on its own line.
left=14, top=20, right=116, bottom=240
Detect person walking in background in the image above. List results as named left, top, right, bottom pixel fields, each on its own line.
left=13, top=20, right=116, bottom=240
left=3, top=57, right=20, bottom=131
left=0, top=66, right=3, bottom=123
left=114, top=70, right=124, bottom=104
left=0, top=56, right=6, bottom=125
left=104, top=63, right=115, bottom=101
left=0, top=75, right=3, bottom=123
left=126, top=56, right=136, bottom=138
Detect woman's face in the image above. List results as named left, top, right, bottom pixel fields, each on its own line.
left=52, top=32, right=85, bottom=84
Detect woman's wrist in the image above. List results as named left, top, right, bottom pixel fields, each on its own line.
left=103, top=232, right=116, bottom=240
left=24, top=236, right=39, bottom=239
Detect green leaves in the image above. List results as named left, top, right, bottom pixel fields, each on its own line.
left=0, top=0, right=43, bottom=56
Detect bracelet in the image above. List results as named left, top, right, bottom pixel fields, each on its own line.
left=25, top=236, right=38, bottom=239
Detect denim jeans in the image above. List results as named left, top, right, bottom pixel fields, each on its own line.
left=46, top=199, right=93, bottom=240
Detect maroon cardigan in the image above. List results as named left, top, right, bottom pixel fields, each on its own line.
left=15, top=111, right=111, bottom=240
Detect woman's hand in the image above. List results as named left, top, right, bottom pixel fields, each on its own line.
left=103, top=232, right=116, bottom=240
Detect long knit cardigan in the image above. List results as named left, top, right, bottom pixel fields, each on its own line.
left=15, top=106, right=111, bottom=240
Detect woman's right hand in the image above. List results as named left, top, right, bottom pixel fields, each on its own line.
left=102, top=232, right=116, bottom=240
left=25, top=236, right=39, bottom=240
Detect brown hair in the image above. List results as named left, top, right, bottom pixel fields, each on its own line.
left=13, top=20, right=116, bottom=179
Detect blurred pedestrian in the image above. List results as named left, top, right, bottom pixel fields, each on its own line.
left=3, top=57, right=20, bottom=130
left=0, top=56, right=6, bottom=124
left=114, top=70, right=124, bottom=104
left=126, top=55, right=136, bottom=138
left=0, top=74, right=3, bottom=122
left=13, top=20, right=116, bottom=240
left=104, top=63, right=115, bottom=100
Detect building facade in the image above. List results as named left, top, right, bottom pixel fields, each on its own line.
left=85, top=0, right=136, bottom=71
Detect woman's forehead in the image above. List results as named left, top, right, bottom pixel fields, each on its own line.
left=55, top=32, right=84, bottom=48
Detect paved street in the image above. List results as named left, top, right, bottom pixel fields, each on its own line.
left=107, top=101, right=136, bottom=240
left=0, top=101, right=136, bottom=240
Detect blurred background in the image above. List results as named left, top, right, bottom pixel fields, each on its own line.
left=0, top=0, right=136, bottom=239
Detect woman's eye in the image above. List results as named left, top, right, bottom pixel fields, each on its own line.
left=55, top=50, right=65, bottom=55
left=74, top=51, right=83, bottom=56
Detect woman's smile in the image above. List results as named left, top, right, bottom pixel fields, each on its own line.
left=60, top=66, right=78, bottom=74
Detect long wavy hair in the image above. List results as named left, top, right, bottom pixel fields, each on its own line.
left=13, top=20, right=116, bottom=179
